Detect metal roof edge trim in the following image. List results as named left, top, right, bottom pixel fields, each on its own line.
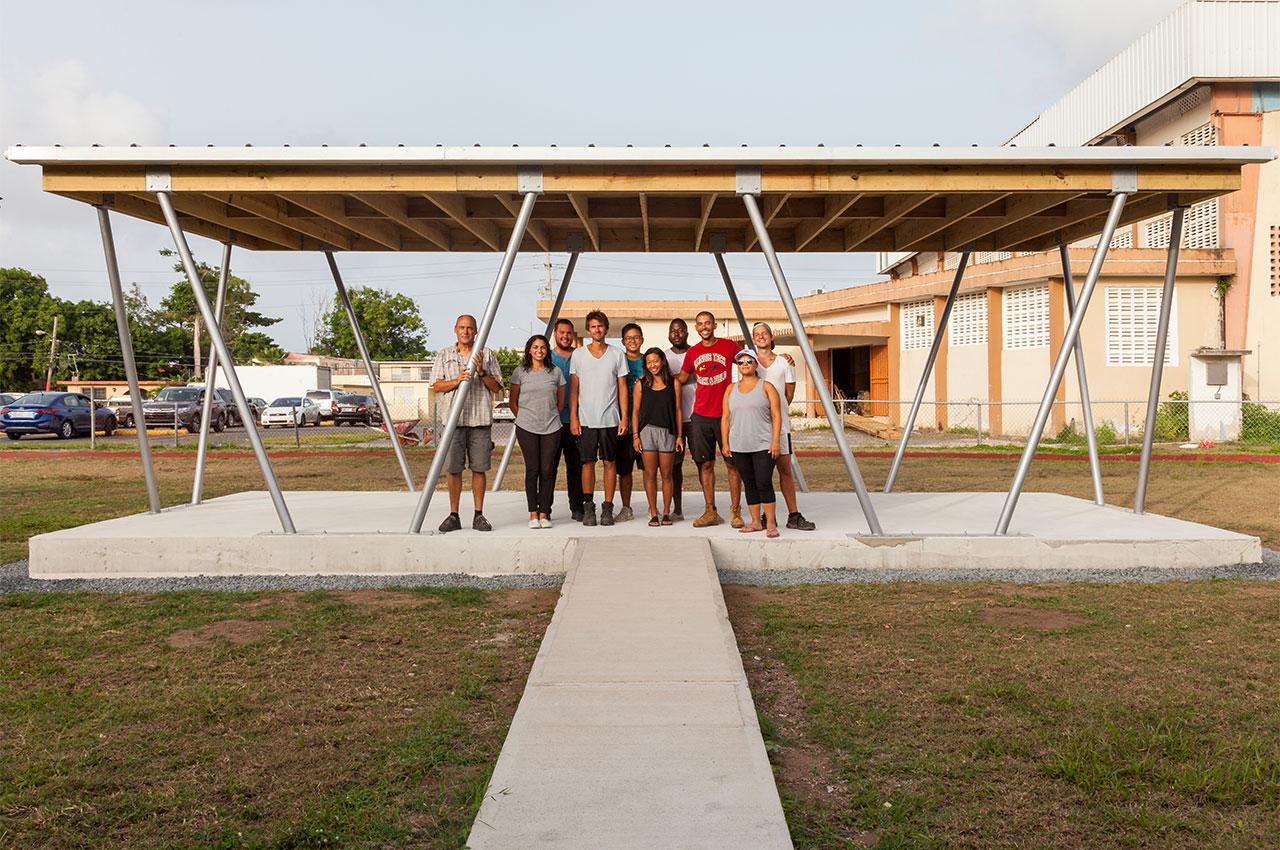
left=5, top=144, right=1275, bottom=167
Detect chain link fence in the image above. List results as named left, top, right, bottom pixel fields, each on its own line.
left=788, top=397, right=1280, bottom=450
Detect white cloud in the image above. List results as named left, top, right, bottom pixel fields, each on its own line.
left=3, top=59, right=166, bottom=145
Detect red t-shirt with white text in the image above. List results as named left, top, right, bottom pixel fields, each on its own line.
left=682, top=338, right=741, bottom=419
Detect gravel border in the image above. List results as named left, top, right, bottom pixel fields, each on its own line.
left=0, top=561, right=562, bottom=594
left=3, top=549, right=1277, bottom=593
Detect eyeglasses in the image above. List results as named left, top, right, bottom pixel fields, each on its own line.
left=622, top=335, right=643, bottom=342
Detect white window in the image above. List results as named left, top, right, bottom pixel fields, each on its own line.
left=1105, top=287, right=1178, bottom=367
left=900, top=300, right=934, bottom=351
left=389, top=366, right=412, bottom=381
left=1180, top=123, right=1218, bottom=148
left=1183, top=198, right=1220, bottom=249
left=1109, top=227, right=1134, bottom=249
left=1002, top=284, right=1049, bottom=350
left=974, top=251, right=1012, bottom=265
left=949, top=292, right=988, bottom=347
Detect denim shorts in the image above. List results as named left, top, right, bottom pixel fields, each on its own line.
left=446, top=425, right=493, bottom=473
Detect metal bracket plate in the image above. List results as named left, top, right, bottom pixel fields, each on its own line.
left=709, top=234, right=727, bottom=253
left=735, top=166, right=761, bottom=196
left=145, top=167, right=172, bottom=192
left=1111, top=167, right=1138, bottom=195
left=517, top=165, right=543, bottom=194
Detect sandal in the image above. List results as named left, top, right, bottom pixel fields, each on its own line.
left=648, top=515, right=660, bottom=527
left=660, top=514, right=672, bottom=526
left=766, top=527, right=780, bottom=539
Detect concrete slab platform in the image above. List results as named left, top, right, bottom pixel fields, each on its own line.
left=466, top=538, right=791, bottom=849
left=27, top=489, right=1261, bottom=579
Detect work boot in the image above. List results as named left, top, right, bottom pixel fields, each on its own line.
left=581, top=501, right=597, bottom=527
left=730, top=505, right=744, bottom=529
left=472, top=513, right=492, bottom=532
left=786, top=511, right=816, bottom=531
left=600, top=501, right=615, bottom=527
left=616, top=505, right=634, bottom=523
left=438, top=512, right=462, bottom=534
left=692, top=508, right=722, bottom=528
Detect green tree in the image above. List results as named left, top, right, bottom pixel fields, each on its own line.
left=157, top=254, right=284, bottom=370
left=493, top=346, right=521, bottom=383
left=0, top=268, right=60, bottom=390
left=312, top=286, right=430, bottom=360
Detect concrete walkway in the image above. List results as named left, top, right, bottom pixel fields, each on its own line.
left=467, top=537, right=792, bottom=849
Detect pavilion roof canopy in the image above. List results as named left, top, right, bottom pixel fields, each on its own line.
left=6, top=145, right=1273, bottom=254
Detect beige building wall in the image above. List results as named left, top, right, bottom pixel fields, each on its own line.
left=1246, top=110, right=1280, bottom=399
left=947, top=344, right=988, bottom=429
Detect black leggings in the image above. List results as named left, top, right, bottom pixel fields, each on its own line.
left=516, top=426, right=561, bottom=515
left=732, top=450, right=776, bottom=505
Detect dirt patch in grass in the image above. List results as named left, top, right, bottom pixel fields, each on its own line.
left=0, top=587, right=557, bottom=850
left=164, top=617, right=283, bottom=648
left=980, top=606, right=1087, bottom=630
left=332, top=589, right=443, bottom=610
left=727, top=581, right=1280, bottom=849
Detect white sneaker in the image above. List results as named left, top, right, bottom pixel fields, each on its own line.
left=539, top=518, right=552, bottom=529
left=528, top=519, right=540, bottom=529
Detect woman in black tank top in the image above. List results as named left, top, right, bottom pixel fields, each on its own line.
left=631, top=348, right=683, bottom=525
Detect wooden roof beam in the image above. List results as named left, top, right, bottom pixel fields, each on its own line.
left=65, top=192, right=278, bottom=251
left=937, top=192, right=1082, bottom=251
left=277, top=193, right=402, bottom=249
left=694, top=193, right=717, bottom=252
left=746, top=193, right=790, bottom=251
left=567, top=193, right=600, bottom=251
left=843, top=193, right=934, bottom=252
left=423, top=193, right=500, bottom=250
left=891, top=192, right=1009, bottom=252
left=639, top=193, right=650, bottom=252
left=211, top=193, right=355, bottom=249
left=794, top=193, right=863, bottom=252
left=152, top=193, right=303, bottom=250
left=494, top=194, right=550, bottom=250
left=984, top=196, right=1124, bottom=251
left=353, top=194, right=451, bottom=250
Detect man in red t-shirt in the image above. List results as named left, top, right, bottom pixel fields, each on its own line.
left=674, top=310, right=744, bottom=528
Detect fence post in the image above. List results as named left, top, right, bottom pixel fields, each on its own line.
left=1123, top=401, right=1130, bottom=446
left=293, top=405, right=301, bottom=448
left=975, top=401, right=983, bottom=446
left=173, top=405, right=179, bottom=448
left=90, top=398, right=96, bottom=450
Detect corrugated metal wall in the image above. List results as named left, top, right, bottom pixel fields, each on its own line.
left=1008, top=0, right=1280, bottom=147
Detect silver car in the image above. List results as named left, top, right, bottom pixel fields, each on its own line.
left=260, top=396, right=321, bottom=428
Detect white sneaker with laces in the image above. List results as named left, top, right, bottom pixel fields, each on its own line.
left=539, top=518, right=552, bottom=529
left=528, top=519, right=540, bottom=529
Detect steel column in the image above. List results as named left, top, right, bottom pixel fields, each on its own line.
left=1134, top=205, right=1186, bottom=514
left=995, top=192, right=1129, bottom=534
left=155, top=191, right=296, bottom=533
left=492, top=251, right=579, bottom=491
left=742, top=192, right=883, bottom=534
left=1059, top=241, right=1104, bottom=505
left=326, top=251, right=415, bottom=492
left=192, top=241, right=231, bottom=505
left=96, top=206, right=161, bottom=514
left=410, top=191, right=538, bottom=532
left=884, top=249, right=971, bottom=493
left=713, top=253, right=754, bottom=347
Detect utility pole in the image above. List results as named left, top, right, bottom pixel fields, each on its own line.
left=193, top=316, right=203, bottom=379
left=41, top=316, right=60, bottom=391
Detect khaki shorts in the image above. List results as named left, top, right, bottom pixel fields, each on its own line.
left=446, top=425, right=493, bottom=473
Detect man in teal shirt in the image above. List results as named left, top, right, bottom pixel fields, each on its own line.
left=616, top=323, right=646, bottom=522
left=550, top=318, right=584, bottom=521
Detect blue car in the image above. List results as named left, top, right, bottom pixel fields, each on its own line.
left=1, top=392, right=118, bottom=440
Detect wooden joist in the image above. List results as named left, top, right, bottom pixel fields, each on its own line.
left=567, top=193, right=600, bottom=251
left=794, top=193, right=863, bottom=252
left=422, top=193, right=500, bottom=250
left=493, top=194, right=550, bottom=251
left=844, top=193, right=934, bottom=251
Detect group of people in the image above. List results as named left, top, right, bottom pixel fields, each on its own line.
left=430, top=310, right=816, bottom=537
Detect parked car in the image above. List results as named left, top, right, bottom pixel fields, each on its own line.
left=492, top=401, right=515, bottom=422
left=105, top=389, right=150, bottom=427
left=141, top=386, right=228, bottom=433
left=1, top=392, right=118, bottom=440
left=0, top=393, right=20, bottom=406
left=305, top=389, right=344, bottom=421
left=261, top=396, right=321, bottom=428
left=248, top=397, right=269, bottom=422
left=334, top=393, right=382, bottom=425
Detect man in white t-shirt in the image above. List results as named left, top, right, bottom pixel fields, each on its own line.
left=664, top=318, right=697, bottom=521
left=569, top=310, right=629, bottom=527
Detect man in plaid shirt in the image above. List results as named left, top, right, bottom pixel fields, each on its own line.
left=430, top=314, right=503, bottom=533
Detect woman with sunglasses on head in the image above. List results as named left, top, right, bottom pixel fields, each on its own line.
left=631, top=347, right=682, bottom=526
left=720, top=348, right=783, bottom=538
left=509, top=334, right=566, bottom=529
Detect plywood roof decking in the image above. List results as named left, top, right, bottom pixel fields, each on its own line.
left=7, top=145, right=1273, bottom=254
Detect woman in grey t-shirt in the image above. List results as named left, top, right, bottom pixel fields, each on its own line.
left=510, top=334, right=567, bottom=528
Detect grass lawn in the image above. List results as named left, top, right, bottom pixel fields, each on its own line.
left=0, top=586, right=557, bottom=849
left=2, top=449, right=1278, bottom=563
left=727, top=581, right=1280, bottom=849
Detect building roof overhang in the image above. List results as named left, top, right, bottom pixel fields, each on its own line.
left=6, top=145, right=1272, bottom=255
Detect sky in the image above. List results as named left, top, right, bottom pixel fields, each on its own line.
left=0, top=0, right=1183, bottom=353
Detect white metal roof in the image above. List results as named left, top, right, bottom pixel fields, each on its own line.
left=3, top=144, right=1272, bottom=167
left=1007, top=0, right=1280, bottom=147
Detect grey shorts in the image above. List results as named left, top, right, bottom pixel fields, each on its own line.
left=778, top=432, right=793, bottom=457
left=638, top=425, right=676, bottom=453
left=445, top=425, right=493, bottom=474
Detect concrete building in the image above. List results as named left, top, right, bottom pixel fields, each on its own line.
left=542, top=0, right=1280, bottom=438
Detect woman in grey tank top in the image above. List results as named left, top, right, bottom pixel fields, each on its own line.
left=719, top=349, right=783, bottom=537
